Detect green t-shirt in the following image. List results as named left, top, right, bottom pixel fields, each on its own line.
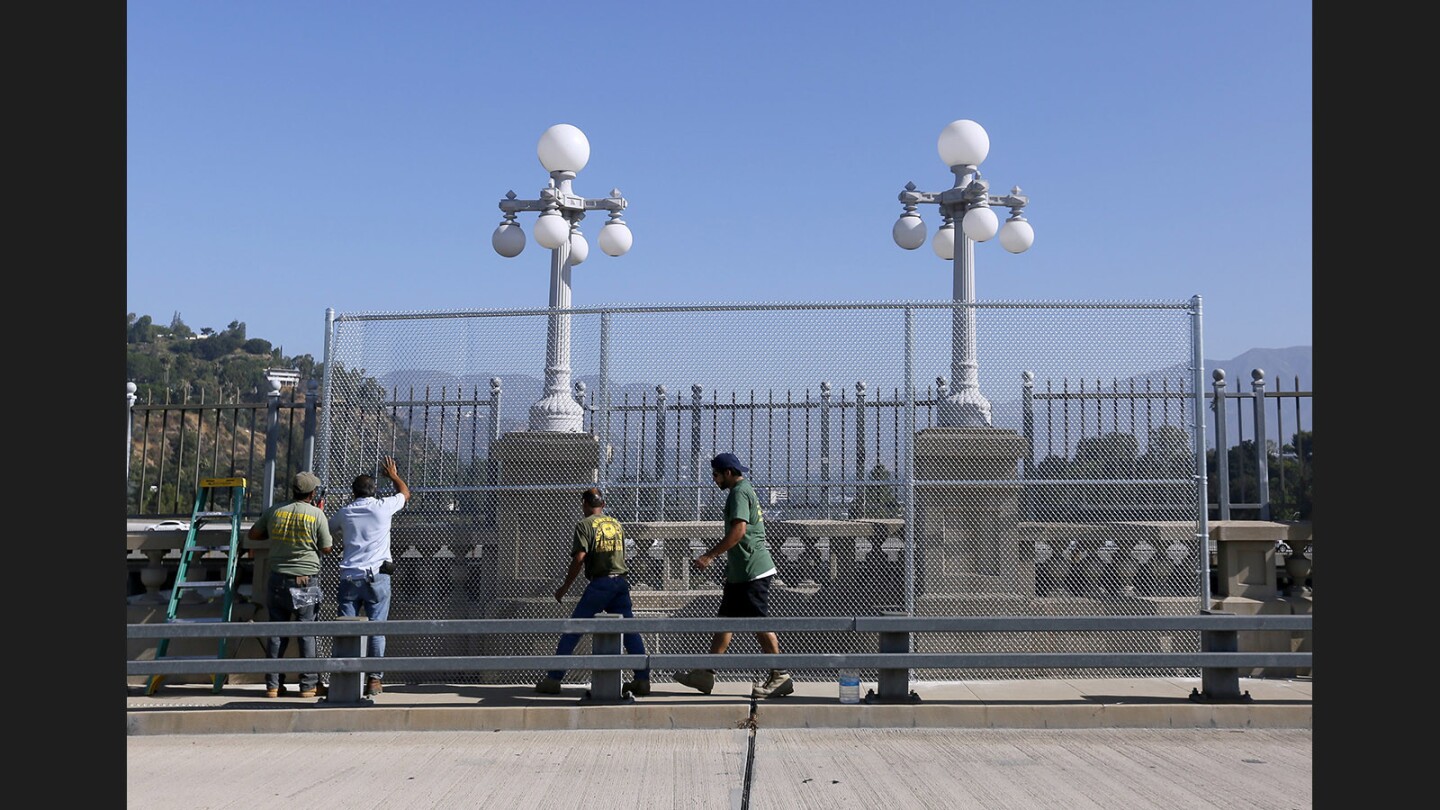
left=256, top=500, right=333, bottom=576
left=573, top=513, right=627, bottom=580
left=722, top=477, right=775, bottom=583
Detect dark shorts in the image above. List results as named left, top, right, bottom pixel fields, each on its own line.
left=717, top=575, right=774, bottom=618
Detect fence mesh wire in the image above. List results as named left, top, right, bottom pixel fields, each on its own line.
left=312, top=299, right=1207, bottom=685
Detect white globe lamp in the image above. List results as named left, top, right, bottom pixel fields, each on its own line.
left=937, top=119, right=990, bottom=168
left=999, top=217, right=1035, bottom=253
left=892, top=214, right=926, bottom=250
left=534, top=210, right=569, bottom=249
left=492, top=221, right=525, bottom=258
left=598, top=220, right=633, bottom=256
left=568, top=229, right=589, bottom=265
left=537, top=124, right=590, bottom=173
left=961, top=206, right=999, bottom=241
left=932, top=222, right=955, bottom=260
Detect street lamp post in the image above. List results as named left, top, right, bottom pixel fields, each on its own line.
left=492, top=123, right=633, bottom=432
left=892, top=119, right=1034, bottom=428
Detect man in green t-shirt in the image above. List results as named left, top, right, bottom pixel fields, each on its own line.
left=248, top=471, right=334, bottom=698
left=676, top=452, right=794, bottom=698
left=535, top=488, right=651, bottom=697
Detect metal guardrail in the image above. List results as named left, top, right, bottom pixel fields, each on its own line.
left=128, top=613, right=1312, bottom=703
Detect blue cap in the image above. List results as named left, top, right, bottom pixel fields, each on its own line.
left=710, top=452, right=749, bottom=473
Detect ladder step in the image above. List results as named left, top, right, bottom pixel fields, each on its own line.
left=176, top=580, right=229, bottom=589
left=165, top=617, right=228, bottom=624
left=194, top=511, right=236, bottom=518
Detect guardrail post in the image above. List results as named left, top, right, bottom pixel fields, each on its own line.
left=588, top=612, right=625, bottom=702
left=870, top=608, right=920, bottom=704
left=1193, top=609, right=1251, bottom=703
left=325, top=616, right=369, bottom=704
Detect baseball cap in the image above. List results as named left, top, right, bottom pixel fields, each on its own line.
left=710, top=452, right=749, bottom=474
left=293, top=471, right=321, bottom=494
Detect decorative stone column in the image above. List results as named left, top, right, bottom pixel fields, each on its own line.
left=912, top=427, right=1029, bottom=602
left=490, top=431, right=600, bottom=591
left=475, top=430, right=601, bottom=681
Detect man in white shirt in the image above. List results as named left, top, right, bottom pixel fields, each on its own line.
left=328, top=455, right=411, bottom=696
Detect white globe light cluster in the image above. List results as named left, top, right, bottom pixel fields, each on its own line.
left=492, top=123, right=632, bottom=263
left=894, top=119, right=1035, bottom=259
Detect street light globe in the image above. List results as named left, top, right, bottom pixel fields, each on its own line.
left=999, top=217, right=1035, bottom=253
left=961, top=206, right=999, bottom=242
left=598, top=220, right=633, bottom=256
left=892, top=214, right=926, bottom=250
left=937, top=119, right=990, bottom=168
left=568, top=229, right=589, bottom=265
left=932, top=222, right=955, bottom=260
left=492, top=222, right=525, bottom=258
left=534, top=210, right=570, bottom=249
left=537, top=124, right=591, bottom=173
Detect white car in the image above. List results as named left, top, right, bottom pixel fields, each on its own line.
left=146, top=519, right=191, bottom=532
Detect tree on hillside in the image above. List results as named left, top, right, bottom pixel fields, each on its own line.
left=168, top=311, right=193, bottom=339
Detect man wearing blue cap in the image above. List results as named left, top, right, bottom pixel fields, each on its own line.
left=675, top=452, right=794, bottom=698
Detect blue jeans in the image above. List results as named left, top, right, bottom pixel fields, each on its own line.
left=337, top=572, right=391, bottom=681
left=265, top=572, right=320, bottom=692
left=548, top=576, right=649, bottom=681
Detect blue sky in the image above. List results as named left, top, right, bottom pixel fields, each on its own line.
left=127, top=1, right=1311, bottom=363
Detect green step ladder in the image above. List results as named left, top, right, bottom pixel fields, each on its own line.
left=145, top=477, right=247, bottom=695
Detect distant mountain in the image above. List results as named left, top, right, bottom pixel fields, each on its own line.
left=1202, top=346, right=1311, bottom=446
left=1204, top=346, right=1311, bottom=391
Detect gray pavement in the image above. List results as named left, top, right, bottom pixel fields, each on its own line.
left=126, top=676, right=1311, bottom=809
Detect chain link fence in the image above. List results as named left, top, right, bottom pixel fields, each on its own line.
left=310, top=299, right=1207, bottom=685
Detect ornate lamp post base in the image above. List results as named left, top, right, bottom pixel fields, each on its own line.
left=528, top=391, right=584, bottom=433
left=937, top=388, right=993, bottom=429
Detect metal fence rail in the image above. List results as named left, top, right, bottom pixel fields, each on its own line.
left=126, top=613, right=1313, bottom=703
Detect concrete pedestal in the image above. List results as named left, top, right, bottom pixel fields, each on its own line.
left=913, top=427, right=1029, bottom=597
left=490, top=430, right=600, bottom=592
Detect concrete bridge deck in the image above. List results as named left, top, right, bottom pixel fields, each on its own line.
left=126, top=676, right=1312, bottom=809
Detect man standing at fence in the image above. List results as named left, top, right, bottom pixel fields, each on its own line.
left=536, top=488, right=651, bottom=697
left=328, top=455, right=411, bottom=697
left=676, top=452, right=794, bottom=698
left=248, top=471, right=334, bottom=698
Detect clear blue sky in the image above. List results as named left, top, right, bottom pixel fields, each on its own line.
left=126, top=1, right=1311, bottom=363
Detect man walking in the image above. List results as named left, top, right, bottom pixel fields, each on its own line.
left=249, top=471, right=334, bottom=698
left=676, top=452, right=794, bottom=698
left=328, top=455, right=410, bottom=697
left=535, top=488, right=651, bottom=697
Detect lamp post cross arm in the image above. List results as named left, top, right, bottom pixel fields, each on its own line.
left=900, top=181, right=1027, bottom=212
left=499, top=188, right=627, bottom=215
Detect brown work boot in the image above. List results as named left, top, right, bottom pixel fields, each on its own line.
left=751, top=669, right=794, bottom=699
left=674, top=669, right=715, bottom=694
left=365, top=678, right=383, bottom=696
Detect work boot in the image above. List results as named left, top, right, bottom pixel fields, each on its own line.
left=674, top=669, right=715, bottom=695
left=751, top=669, right=794, bottom=699
left=622, top=679, right=651, bottom=697
left=535, top=676, right=562, bottom=694
left=365, top=678, right=383, bottom=696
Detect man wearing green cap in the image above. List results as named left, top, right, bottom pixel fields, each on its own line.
left=248, top=470, right=334, bottom=698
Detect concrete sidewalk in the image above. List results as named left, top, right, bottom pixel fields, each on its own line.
left=126, top=675, right=1311, bottom=735
left=126, top=677, right=1312, bottom=810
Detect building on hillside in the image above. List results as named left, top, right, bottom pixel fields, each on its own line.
left=264, top=368, right=301, bottom=390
